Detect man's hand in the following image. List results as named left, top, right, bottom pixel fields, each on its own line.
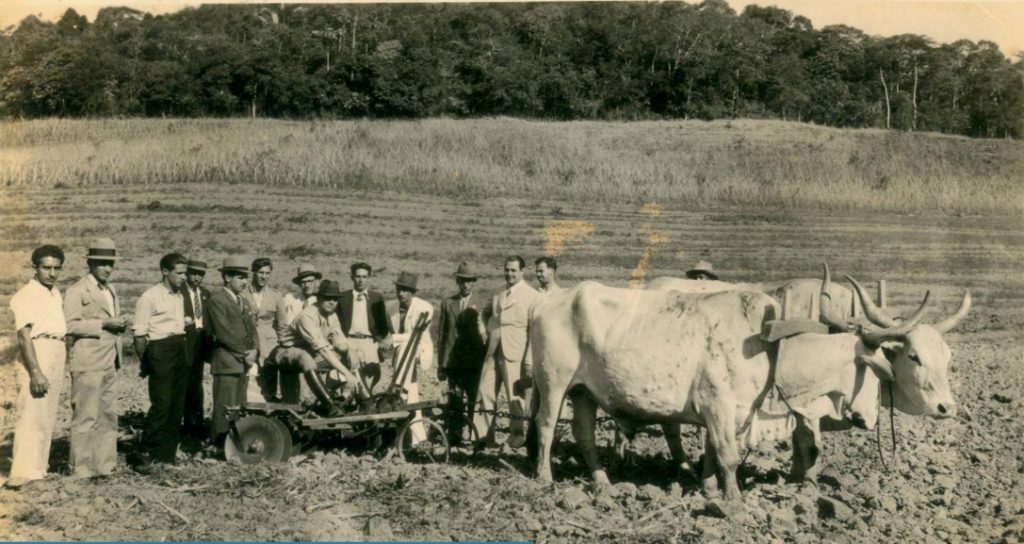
left=28, top=369, right=49, bottom=398
left=102, top=317, right=127, bottom=333
left=244, top=349, right=258, bottom=367
left=378, top=335, right=393, bottom=350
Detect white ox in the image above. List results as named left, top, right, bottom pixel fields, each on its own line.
left=529, top=271, right=969, bottom=499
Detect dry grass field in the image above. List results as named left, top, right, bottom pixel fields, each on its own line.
left=0, top=119, right=1022, bottom=542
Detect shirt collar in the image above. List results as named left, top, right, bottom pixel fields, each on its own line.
left=29, top=278, right=59, bottom=295
left=87, top=273, right=107, bottom=291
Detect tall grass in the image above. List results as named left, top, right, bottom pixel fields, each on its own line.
left=2, top=117, right=1021, bottom=214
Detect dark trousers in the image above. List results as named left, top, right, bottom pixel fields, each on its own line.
left=182, top=328, right=207, bottom=435
left=210, top=372, right=247, bottom=444
left=141, top=335, right=189, bottom=463
left=445, top=367, right=481, bottom=443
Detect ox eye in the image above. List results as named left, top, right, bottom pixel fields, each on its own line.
left=908, top=352, right=921, bottom=365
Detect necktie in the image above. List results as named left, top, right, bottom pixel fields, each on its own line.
left=194, top=289, right=202, bottom=317
left=459, top=297, right=467, bottom=313
left=183, top=289, right=195, bottom=320
left=302, top=297, right=312, bottom=309
left=357, top=292, right=365, bottom=302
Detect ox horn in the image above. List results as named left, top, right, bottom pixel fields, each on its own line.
left=933, top=291, right=972, bottom=334
left=861, top=290, right=932, bottom=347
left=846, top=275, right=897, bottom=328
left=819, top=263, right=854, bottom=331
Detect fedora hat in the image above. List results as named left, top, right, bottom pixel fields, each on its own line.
left=218, top=256, right=249, bottom=274
left=186, top=259, right=208, bottom=273
left=317, top=279, right=344, bottom=299
left=685, top=260, right=718, bottom=280
left=292, top=264, right=323, bottom=285
left=454, top=262, right=477, bottom=280
left=395, top=271, right=418, bottom=291
left=86, top=238, right=119, bottom=261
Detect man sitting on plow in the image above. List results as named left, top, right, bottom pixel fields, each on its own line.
left=284, top=280, right=369, bottom=416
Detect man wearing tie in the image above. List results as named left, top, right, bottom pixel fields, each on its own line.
left=64, top=238, right=128, bottom=479
left=242, top=257, right=280, bottom=404
left=436, top=262, right=487, bottom=446
left=473, top=256, right=540, bottom=450
left=181, top=259, right=211, bottom=439
left=337, top=262, right=390, bottom=391
left=385, top=272, right=434, bottom=444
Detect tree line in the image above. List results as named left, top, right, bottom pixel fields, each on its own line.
left=2, top=2, right=1022, bottom=138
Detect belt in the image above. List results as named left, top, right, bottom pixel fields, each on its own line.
left=35, top=333, right=65, bottom=342
left=151, top=334, right=186, bottom=342
left=348, top=333, right=374, bottom=340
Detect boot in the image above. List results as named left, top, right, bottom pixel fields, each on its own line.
left=304, top=370, right=344, bottom=417
left=259, top=365, right=280, bottom=403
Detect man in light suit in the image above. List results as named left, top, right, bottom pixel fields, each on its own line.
left=205, top=256, right=258, bottom=451
left=64, top=238, right=128, bottom=479
left=473, top=256, right=540, bottom=449
left=436, top=262, right=487, bottom=446
left=385, top=272, right=434, bottom=444
left=241, top=257, right=280, bottom=403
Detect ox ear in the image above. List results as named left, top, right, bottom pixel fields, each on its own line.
left=858, top=349, right=895, bottom=382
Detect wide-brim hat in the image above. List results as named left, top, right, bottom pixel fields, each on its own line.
left=317, top=279, right=344, bottom=298
left=292, top=264, right=323, bottom=285
left=187, top=259, right=208, bottom=273
left=86, top=237, right=119, bottom=261
left=395, top=271, right=418, bottom=291
left=218, top=256, right=249, bottom=274
left=454, top=261, right=477, bottom=280
left=685, top=260, right=718, bottom=280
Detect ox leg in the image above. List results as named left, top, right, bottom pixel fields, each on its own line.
left=704, top=406, right=741, bottom=500
left=569, top=389, right=609, bottom=486
left=700, top=429, right=719, bottom=497
left=789, top=417, right=821, bottom=484
left=661, top=423, right=687, bottom=476
left=534, top=386, right=566, bottom=483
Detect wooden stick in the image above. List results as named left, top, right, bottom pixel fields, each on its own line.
left=498, top=458, right=524, bottom=477
left=637, top=502, right=684, bottom=525
left=153, top=497, right=191, bottom=525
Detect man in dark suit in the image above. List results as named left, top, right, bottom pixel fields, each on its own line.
left=437, top=262, right=487, bottom=445
left=181, top=259, right=211, bottom=439
left=205, top=256, right=258, bottom=450
left=336, top=262, right=390, bottom=389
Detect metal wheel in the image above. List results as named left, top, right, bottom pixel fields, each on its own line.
left=396, top=417, right=450, bottom=464
left=225, top=415, right=293, bottom=464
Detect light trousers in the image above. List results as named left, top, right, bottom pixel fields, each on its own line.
left=10, top=338, right=65, bottom=481
left=70, top=365, right=118, bottom=477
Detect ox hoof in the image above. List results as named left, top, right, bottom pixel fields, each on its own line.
left=591, top=470, right=611, bottom=487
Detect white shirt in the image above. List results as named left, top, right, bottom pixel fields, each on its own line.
left=133, top=283, right=185, bottom=340
left=87, top=273, right=115, bottom=315
left=349, top=290, right=371, bottom=336
left=10, top=279, right=66, bottom=338
left=249, top=286, right=265, bottom=312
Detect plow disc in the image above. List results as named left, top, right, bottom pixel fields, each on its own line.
left=225, top=415, right=293, bottom=464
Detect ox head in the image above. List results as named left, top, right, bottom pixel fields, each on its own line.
left=820, top=264, right=970, bottom=419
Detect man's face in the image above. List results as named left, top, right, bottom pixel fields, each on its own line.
left=225, top=272, right=248, bottom=295
left=536, top=262, right=555, bottom=287
left=352, top=268, right=370, bottom=292
left=694, top=272, right=712, bottom=281
left=90, top=260, right=115, bottom=284
left=299, top=276, right=320, bottom=297
left=397, top=286, right=414, bottom=308
left=504, top=260, right=522, bottom=288
left=318, top=298, right=339, bottom=314
left=164, top=264, right=188, bottom=292
left=253, top=266, right=271, bottom=289
left=34, top=256, right=63, bottom=289
left=186, top=270, right=205, bottom=289
left=457, top=277, right=475, bottom=297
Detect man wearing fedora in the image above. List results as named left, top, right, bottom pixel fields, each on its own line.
left=242, top=257, right=281, bottom=404
left=64, top=238, right=128, bottom=479
left=132, top=252, right=190, bottom=470
left=6, top=245, right=67, bottom=489
left=437, top=262, right=487, bottom=446
left=337, top=262, right=390, bottom=378
left=205, top=256, right=259, bottom=450
left=181, top=259, right=212, bottom=439
left=259, top=263, right=322, bottom=402
left=685, top=260, right=719, bottom=281
left=290, top=279, right=369, bottom=416
left=385, top=272, right=435, bottom=444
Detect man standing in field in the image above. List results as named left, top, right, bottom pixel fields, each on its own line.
left=437, top=262, right=487, bottom=446
left=261, top=263, right=321, bottom=402
left=534, top=256, right=561, bottom=295
left=521, top=256, right=563, bottom=458
left=242, top=257, right=280, bottom=404
left=473, top=256, right=540, bottom=450
left=205, top=256, right=258, bottom=451
left=685, top=260, right=718, bottom=281
left=132, top=252, right=190, bottom=471
left=65, top=238, right=127, bottom=479
left=5, top=245, right=67, bottom=489
left=337, top=262, right=390, bottom=391
left=181, top=259, right=211, bottom=440
left=385, top=272, right=435, bottom=444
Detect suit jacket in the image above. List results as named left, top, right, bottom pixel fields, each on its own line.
left=183, top=285, right=212, bottom=361
left=206, top=287, right=257, bottom=375
left=337, top=290, right=389, bottom=339
left=485, top=281, right=540, bottom=366
left=437, top=293, right=487, bottom=374
left=64, top=275, right=123, bottom=372
left=241, top=286, right=282, bottom=362
left=385, top=297, right=435, bottom=371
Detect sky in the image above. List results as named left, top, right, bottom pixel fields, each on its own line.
left=2, top=0, right=1022, bottom=58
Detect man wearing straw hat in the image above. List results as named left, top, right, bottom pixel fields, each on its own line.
left=205, top=256, right=259, bottom=451
left=132, top=252, right=190, bottom=471
left=5, top=245, right=67, bottom=489
left=385, top=271, right=435, bottom=444
left=64, top=238, right=128, bottom=479
left=685, top=260, right=719, bottom=281
left=259, top=263, right=322, bottom=402
left=181, top=259, right=212, bottom=439
left=436, top=262, right=487, bottom=446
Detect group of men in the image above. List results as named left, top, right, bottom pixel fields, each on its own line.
left=5, top=236, right=584, bottom=487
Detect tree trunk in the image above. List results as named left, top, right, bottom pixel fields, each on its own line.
left=911, top=63, right=918, bottom=131
left=251, top=98, right=256, bottom=119
left=350, top=13, right=358, bottom=81
left=879, top=68, right=891, bottom=130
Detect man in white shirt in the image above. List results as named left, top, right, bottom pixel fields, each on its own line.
left=385, top=272, right=435, bottom=444
left=260, top=263, right=321, bottom=402
left=6, top=245, right=67, bottom=489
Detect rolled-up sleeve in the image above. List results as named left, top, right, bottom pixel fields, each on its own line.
left=295, top=311, right=329, bottom=352
left=133, top=291, right=152, bottom=337
left=10, top=290, right=38, bottom=331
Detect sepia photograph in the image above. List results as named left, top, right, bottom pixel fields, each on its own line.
left=0, top=0, right=1021, bottom=541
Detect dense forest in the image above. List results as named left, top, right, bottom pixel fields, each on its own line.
left=1, top=2, right=1022, bottom=138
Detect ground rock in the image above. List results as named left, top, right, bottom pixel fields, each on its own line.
left=639, top=484, right=666, bottom=502
left=817, top=496, right=854, bottom=521
left=614, top=482, right=638, bottom=499
left=557, top=487, right=590, bottom=510
left=768, top=506, right=799, bottom=536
